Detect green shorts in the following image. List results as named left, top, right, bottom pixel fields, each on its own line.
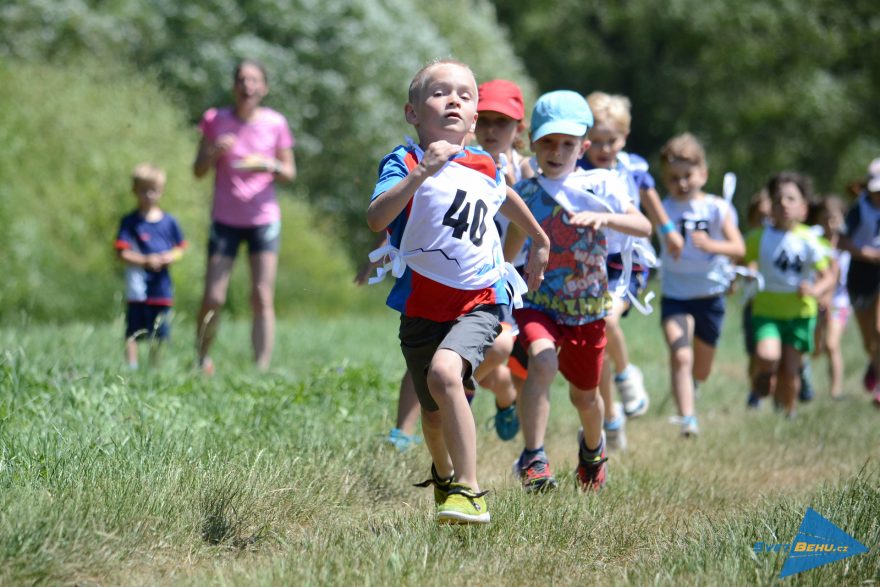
left=752, top=315, right=816, bottom=353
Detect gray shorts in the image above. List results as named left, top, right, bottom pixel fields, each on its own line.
left=399, top=305, right=502, bottom=412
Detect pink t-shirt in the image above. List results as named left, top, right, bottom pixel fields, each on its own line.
left=199, top=107, right=295, bottom=227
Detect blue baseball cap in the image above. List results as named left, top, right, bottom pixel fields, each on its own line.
left=530, top=90, right=594, bottom=142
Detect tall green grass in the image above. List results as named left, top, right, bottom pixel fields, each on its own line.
left=0, top=302, right=877, bottom=585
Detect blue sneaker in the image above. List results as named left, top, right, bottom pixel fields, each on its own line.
left=494, top=403, right=519, bottom=441
left=385, top=428, right=420, bottom=452
left=746, top=391, right=761, bottom=409
left=799, top=360, right=814, bottom=402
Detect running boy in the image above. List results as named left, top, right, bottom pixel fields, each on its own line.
left=473, top=78, right=536, bottom=440
left=657, top=134, right=744, bottom=436
left=577, top=92, right=681, bottom=450
left=366, top=60, right=549, bottom=524
left=840, top=158, right=880, bottom=406
left=114, top=163, right=187, bottom=369
left=744, top=172, right=833, bottom=417
left=506, top=91, right=651, bottom=492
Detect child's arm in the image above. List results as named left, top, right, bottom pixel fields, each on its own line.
left=838, top=235, right=880, bottom=264
left=499, top=187, right=550, bottom=291
left=567, top=203, right=651, bottom=238
left=366, top=140, right=462, bottom=232
left=799, top=264, right=835, bottom=300
left=640, top=186, right=684, bottom=259
left=690, top=210, right=745, bottom=260
left=118, top=249, right=164, bottom=272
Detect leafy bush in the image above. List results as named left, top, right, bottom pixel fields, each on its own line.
left=0, top=0, right=533, bottom=261
left=0, top=58, right=359, bottom=322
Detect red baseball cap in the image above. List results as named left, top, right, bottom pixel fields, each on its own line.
left=477, top=79, right=525, bottom=121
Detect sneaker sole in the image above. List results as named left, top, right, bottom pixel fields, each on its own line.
left=623, top=398, right=649, bottom=418
left=437, top=511, right=490, bottom=524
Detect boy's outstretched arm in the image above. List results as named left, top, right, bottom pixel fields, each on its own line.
left=499, top=186, right=549, bottom=291
left=568, top=204, right=651, bottom=238
left=367, top=140, right=462, bottom=231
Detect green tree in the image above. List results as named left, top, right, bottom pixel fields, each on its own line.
left=492, top=0, right=880, bottom=200
left=0, top=0, right=531, bottom=260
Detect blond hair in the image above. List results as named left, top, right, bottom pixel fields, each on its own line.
left=586, top=92, right=632, bottom=134
left=408, top=59, right=475, bottom=105
left=659, top=133, right=707, bottom=169
left=132, top=163, right=166, bottom=187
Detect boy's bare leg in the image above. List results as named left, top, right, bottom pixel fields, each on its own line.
left=569, top=384, right=604, bottom=449
left=753, top=337, right=782, bottom=399
left=196, top=254, right=235, bottom=368
left=475, top=330, right=516, bottom=409
left=427, top=349, right=479, bottom=490
left=824, top=317, right=845, bottom=397
left=600, top=302, right=628, bottom=422
left=777, top=346, right=802, bottom=415
left=125, top=338, right=139, bottom=368
left=395, top=370, right=421, bottom=435
left=249, top=251, right=278, bottom=370
left=692, top=338, right=717, bottom=386
left=519, top=340, right=558, bottom=450
left=663, top=314, right=696, bottom=418
left=420, top=408, right=452, bottom=479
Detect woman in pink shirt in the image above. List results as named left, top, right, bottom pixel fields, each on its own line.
left=193, top=59, right=296, bottom=372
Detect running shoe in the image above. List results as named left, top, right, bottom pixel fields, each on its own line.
left=512, top=451, right=558, bottom=493
left=494, top=403, right=520, bottom=441
left=746, top=391, right=761, bottom=409
left=616, top=365, right=649, bottom=418
left=437, top=483, right=490, bottom=524
left=603, top=402, right=627, bottom=452
left=575, top=430, right=608, bottom=492
left=385, top=427, right=420, bottom=452
left=864, top=364, right=877, bottom=393
left=414, top=464, right=452, bottom=505
left=680, top=415, right=699, bottom=438
left=799, top=360, right=815, bottom=402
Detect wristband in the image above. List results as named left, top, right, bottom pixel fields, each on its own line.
left=659, top=221, right=676, bottom=236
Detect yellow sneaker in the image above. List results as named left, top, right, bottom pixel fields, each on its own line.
left=437, top=483, right=490, bottom=525
left=413, top=464, right=452, bottom=505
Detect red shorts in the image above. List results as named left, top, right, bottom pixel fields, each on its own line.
left=513, top=308, right=607, bottom=390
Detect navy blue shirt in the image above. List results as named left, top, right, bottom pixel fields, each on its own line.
left=115, top=211, right=186, bottom=305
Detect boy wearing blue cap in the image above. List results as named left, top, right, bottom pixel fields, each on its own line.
left=506, top=90, right=651, bottom=492
left=367, top=60, right=550, bottom=523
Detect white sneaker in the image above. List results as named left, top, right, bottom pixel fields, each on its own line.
left=603, top=402, right=628, bottom=452
left=616, top=365, right=649, bottom=418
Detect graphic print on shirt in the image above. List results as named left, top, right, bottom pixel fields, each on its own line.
left=517, top=178, right=613, bottom=325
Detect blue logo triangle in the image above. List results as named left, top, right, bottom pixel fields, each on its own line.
left=779, top=508, right=869, bottom=579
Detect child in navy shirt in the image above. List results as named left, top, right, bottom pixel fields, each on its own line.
left=114, top=163, right=186, bottom=368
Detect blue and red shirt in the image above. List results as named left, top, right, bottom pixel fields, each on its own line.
left=114, top=211, right=186, bottom=305
left=371, top=144, right=510, bottom=322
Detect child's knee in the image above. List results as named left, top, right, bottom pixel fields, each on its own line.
left=528, top=348, right=559, bottom=380
left=426, top=356, right=463, bottom=393
left=569, top=386, right=599, bottom=411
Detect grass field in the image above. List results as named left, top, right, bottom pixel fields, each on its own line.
left=0, top=301, right=878, bottom=586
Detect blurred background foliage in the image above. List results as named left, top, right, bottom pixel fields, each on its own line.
left=0, top=0, right=878, bottom=323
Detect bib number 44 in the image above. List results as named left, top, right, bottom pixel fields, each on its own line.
left=442, top=189, right=488, bottom=246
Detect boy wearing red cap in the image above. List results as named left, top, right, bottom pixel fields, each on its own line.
left=470, top=79, right=536, bottom=441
